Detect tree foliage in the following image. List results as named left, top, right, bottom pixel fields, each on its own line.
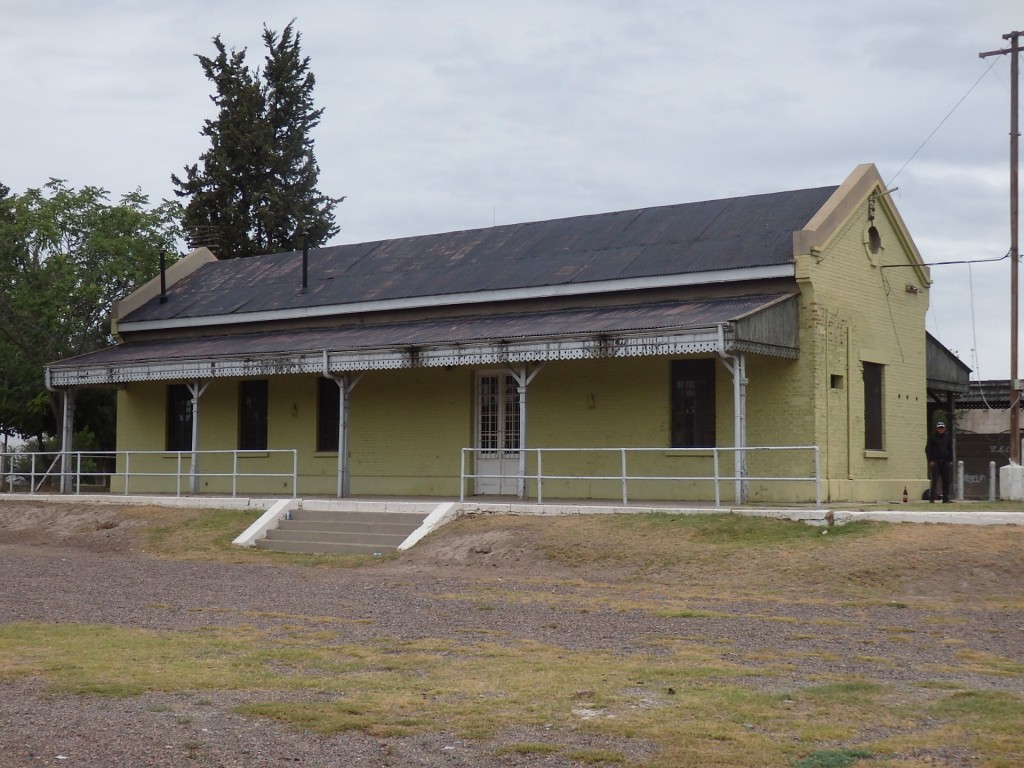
left=173, top=20, right=341, bottom=258
left=0, top=180, right=183, bottom=447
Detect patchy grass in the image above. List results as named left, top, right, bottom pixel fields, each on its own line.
left=792, top=750, right=872, bottom=768
left=2, top=611, right=1022, bottom=766
left=4, top=509, right=1024, bottom=766
left=121, top=506, right=383, bottom=568
left=446, top=511, right=1024, bottom=604
left=495, top=742, right=561, bottom=756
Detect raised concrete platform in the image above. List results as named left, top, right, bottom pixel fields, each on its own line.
left=3, top=494, right=1023, bottom=555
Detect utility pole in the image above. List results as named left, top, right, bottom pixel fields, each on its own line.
left=981, top=32, right=1022, bottom=465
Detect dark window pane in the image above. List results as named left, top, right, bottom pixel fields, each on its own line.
left=317, top=377, right=340, bottom=452
left=671, top=360, right=716, bottom=448
left=863, top=362, right=884, bottom=450
left=239, top=380, right=268, bottom=451
left=166, top=384, right=193, bottom=452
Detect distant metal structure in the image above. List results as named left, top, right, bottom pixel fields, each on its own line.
left=185, top=224, right=220, bottom=254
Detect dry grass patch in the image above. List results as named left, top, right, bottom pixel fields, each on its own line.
left=5, top=507, right=1024, bottom=766
left=4, top=617, right=1022, bottom=766
left=444, top=512, right=1024, bottom=601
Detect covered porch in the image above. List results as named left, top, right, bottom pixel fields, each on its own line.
left=43, top=293, right=803, bottom=502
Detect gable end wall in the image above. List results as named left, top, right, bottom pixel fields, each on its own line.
left=793, top=193, right=929, bottom=502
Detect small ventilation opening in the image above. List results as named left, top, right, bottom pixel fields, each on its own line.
left=867, top=225, right=881, bottom=254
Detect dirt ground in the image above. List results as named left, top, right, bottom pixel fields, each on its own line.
left=1, top=498, right=1023, bottom=767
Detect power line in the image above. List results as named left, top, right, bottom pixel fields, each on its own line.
left=886, top=57, right=1001, bottom=188
left=878, top=251, right=1010, bottom=269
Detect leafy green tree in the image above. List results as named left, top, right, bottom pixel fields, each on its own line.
left=0, top=180, right=183, bottom=449
left=173, top=20, right=341, bottom=258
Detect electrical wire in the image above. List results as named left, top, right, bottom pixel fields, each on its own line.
left=967, top=261, right=995, bottom=408
left=886, top=56, right=1001, bottom=188
left=879, top=251, right=1010, bottom=270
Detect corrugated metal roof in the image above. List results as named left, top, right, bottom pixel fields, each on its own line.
left=52, top=294, right=794, bottom=377
left=122, top=186, right=836, bottom=324
left=926, top=332, right=971, bottom=393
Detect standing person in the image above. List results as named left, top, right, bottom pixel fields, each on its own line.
left=925, top=421, right=954, bottom=503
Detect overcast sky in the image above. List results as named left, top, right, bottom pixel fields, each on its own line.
left=2, top=1, right=1020, bottom=382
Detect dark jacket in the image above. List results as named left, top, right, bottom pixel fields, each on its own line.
left=925, top=430, right=953, bottom=463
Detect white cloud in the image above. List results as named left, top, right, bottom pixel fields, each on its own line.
left=1, top=0, right=1020, bottom=376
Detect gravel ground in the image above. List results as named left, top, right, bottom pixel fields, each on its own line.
left=1, top=500, right=1023, bottom=767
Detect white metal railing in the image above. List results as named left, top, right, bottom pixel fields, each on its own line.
left=459, top=445, right=822, bottom=507
left=1, top=450, right=298, bottom=498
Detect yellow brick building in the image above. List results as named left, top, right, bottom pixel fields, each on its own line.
left=47, top=164, right=951, bottom=504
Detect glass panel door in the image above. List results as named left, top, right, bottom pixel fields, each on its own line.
left=476, top=373, right=519, bottom=494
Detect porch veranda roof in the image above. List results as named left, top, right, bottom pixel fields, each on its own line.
left=47, top=293, right=799, bottom=387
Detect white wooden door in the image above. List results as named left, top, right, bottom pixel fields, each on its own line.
left=475, top=372, right=520, bottom=494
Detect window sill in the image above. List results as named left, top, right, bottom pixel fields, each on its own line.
left=665, top=449, right=715, bottom=458
left=313, top=451, right=339, bottom=457
left=237, top=451, right=269, bottom=459
left=864, top=450, right=888, bottom=460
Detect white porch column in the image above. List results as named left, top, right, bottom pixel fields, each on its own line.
left=323, top=352, right=363, bottom=498
left=59, top=388, right=76, bottom=494
left=186, top=380, right=208, bottom=494
left=716, top=327, right=748, bottom=504
left=335, top=375, right=352, bottom=497
left=510, top=363, right=544, bottom=499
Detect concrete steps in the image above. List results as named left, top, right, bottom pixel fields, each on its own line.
left=255, top=507, right=428, bottom=555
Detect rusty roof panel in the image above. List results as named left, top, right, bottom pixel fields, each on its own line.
left=59, top=294, right=793, bottom=370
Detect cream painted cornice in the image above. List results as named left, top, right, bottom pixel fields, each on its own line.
left=792, top=163, right=931, bottom=286
left=111, top=248, right=218, bottom=339
left=794, top=164, right=883, bottom=254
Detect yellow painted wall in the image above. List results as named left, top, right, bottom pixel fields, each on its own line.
left=346, top=367, right=472, bottom=495
left=794, top=196, right=929, bottom=502
left=114, top=379, right=298, bottom=495
left=114, top=370, right=474, bottom=497
left=521, top=357, right=791, bottom=501
left=112, top=360, right=740, bottom=500
left=108, top=192, right=928, bottom=504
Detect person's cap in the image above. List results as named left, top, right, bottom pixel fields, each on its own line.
left=936, top=422, right=945, bottom=428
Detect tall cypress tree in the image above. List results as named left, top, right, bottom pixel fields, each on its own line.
left=259, top=23, right=339, bottom=250
left=173, top=21, right=341, bottom=258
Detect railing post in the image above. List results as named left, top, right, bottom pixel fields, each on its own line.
left=713, top=449, right=721, bottom=508
left=123, top=451, right=130, bottom=495
left=292, top=450, right=298, bottom=498
left=75, top=452, right=82, bottom=494
left=460, top=449, right=466, bottom=502
left=956, top=460, right=965, bottom=501
left=536, top=449, right=543, bottom=503
left=990, top=460, right=997, bottom=501
left=814, top=446, right=821, bottom=509
left=621, top=448, right=628, bottom=505
left=232, top=451, right=238, bottom=498
left=177, top=452, right=184, bottom=497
